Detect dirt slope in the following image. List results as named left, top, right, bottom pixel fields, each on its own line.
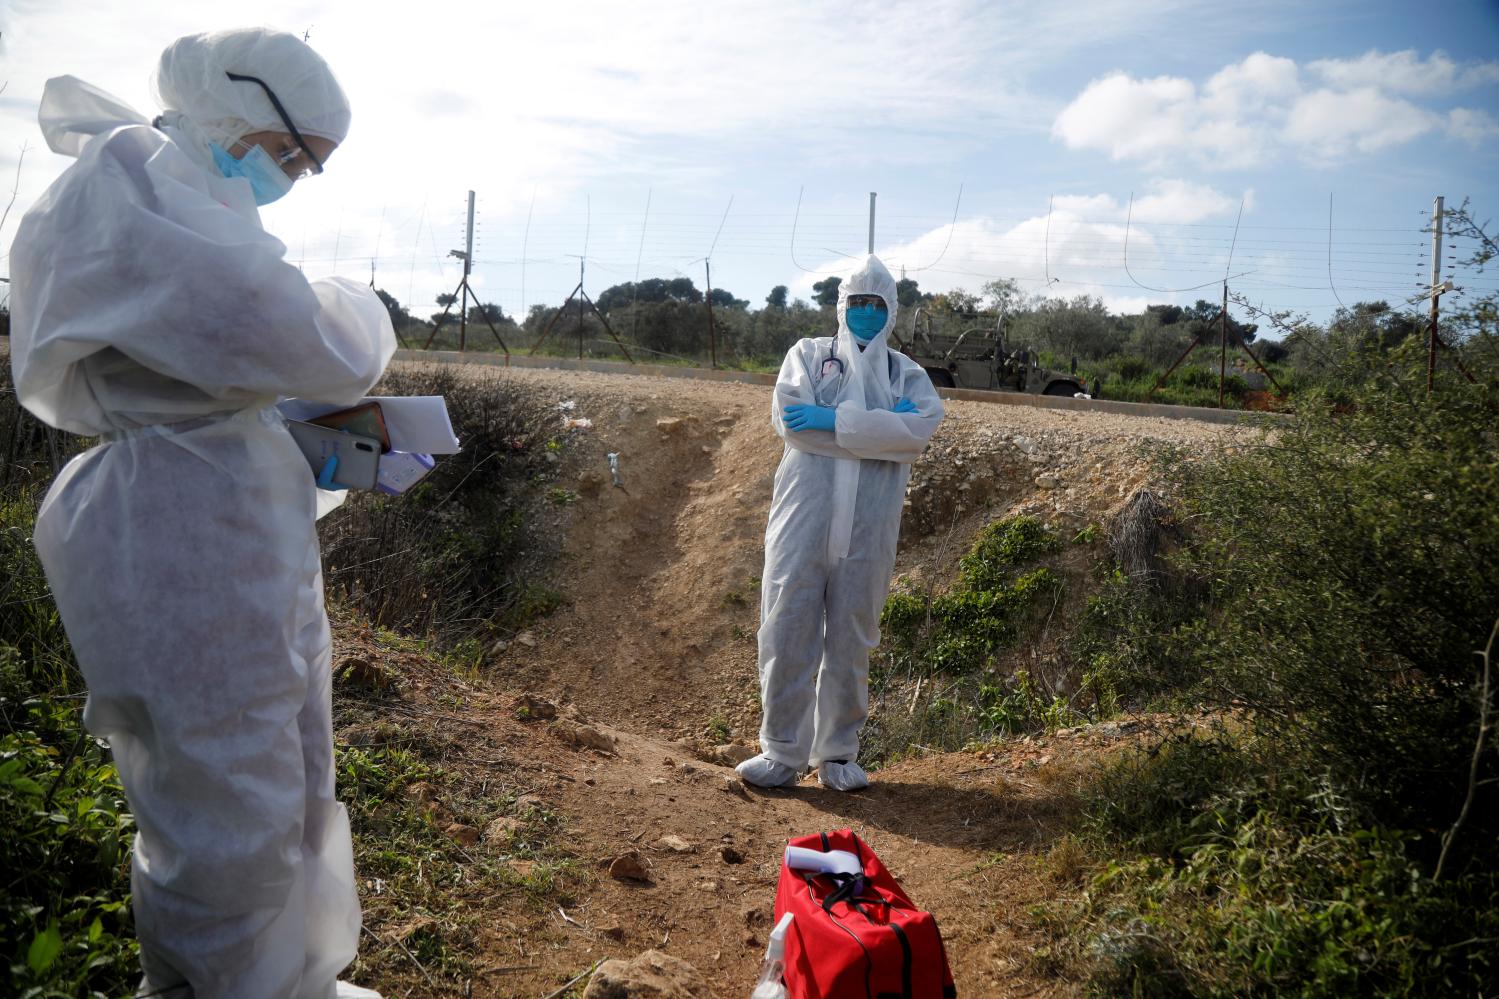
left=341, top=361, right=1244, bottom=997
left=434, top=361, right=1239, bottom=741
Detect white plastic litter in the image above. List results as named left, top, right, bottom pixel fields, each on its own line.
left=750, top=912, right=795, bottom=999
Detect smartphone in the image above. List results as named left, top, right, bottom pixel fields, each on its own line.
left=285, top=420, right=382, bottom=490
left=308, top=401, right=391, bottom=453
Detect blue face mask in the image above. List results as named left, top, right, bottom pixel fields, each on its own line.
left=210, top=142, right=294, bottom=206
left=845, top=301, right=888, bottom=342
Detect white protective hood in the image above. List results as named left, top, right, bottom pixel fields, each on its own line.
left=40, top=27, right=351, bottom=168
left=770, top=254, right=943, bottom=562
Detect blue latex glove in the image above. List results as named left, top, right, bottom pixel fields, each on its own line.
left=316, top=454, right=348, bottom=491
left=783, top=404, right=837, bottom=433
left=892, top=398, right=918, bottom=414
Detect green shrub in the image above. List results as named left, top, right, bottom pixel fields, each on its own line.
left=1050, top=344, right=1499, bottom=996
left=319, top=367, right=564, bottom=648
left=1174, top=344, right=1499, bottom=853
left=881, top=519, right=1064, bottom=675
left=957, top=516, right=1063, bottom=592
left=867, top=518, right=1069, bottom=763
left=1070, top=733, right=1499, bottom=996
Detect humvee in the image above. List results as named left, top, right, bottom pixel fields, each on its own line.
left=895, top=307, right=1091, bottom=397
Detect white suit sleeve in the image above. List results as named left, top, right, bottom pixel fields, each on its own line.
left=771, top=343, right=943, bottom=464
left=770, top=340, right=856, bottom=460
left=833, top=361, right=944, bottom=461
left=13, top=126, right=393, bottom=412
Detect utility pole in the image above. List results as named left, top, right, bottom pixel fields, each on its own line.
left=459, top=190, right=475, bottom=350
left=1429, top=195, right=1444, bottom=395
left=421, top=189, right=508, bottom=355
left=704, top=259, right=717, bottom=369
left=1219, top=283, right=1228, bottom=408
left=868, top=192, right=877, bottom=254
left=527, top=256, right=635, bottom=363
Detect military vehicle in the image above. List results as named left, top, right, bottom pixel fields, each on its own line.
left=895, top=307, right=1092, bottom=397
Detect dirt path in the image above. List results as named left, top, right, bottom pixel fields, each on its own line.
left=334, top=649, right=1148, bottom=998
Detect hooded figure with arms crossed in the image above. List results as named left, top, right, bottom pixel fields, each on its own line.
left=738, top=255, right=944, bottom=791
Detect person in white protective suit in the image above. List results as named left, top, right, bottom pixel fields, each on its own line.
left=736, top=255, right=944, bottom=792
left=8, top=29, right=394, bottom=999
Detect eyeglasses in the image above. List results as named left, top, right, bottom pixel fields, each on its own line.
left=848, top=295, right=887, bottom=309
left=224, top=71, right=325, bottom=178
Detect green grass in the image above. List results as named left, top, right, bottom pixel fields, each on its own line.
left=339, top=742, right=589, bottom=989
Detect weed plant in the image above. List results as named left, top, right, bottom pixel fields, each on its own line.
left=337, top=742, right=586, bottom=988
left=865, top=517, right=1074, bottom=764
left=0, top=379, right=138, bottom=997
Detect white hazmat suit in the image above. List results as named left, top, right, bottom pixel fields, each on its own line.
left=739, top=255, right=943, bottom=790
left=9, top=30, right=393, bottom=999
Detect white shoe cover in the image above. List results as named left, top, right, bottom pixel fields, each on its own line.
left=736, top=753, right=799, bottom=787
left=336, top=982, right=383, bottom=999
left=818, top=761, right=869, bottom=791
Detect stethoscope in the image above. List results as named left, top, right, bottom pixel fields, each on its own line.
left=820, top=338, right=846, bottom=379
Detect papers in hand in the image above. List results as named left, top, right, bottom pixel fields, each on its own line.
left=278, top=396, right=460, bottom=454
left=278, top=396, right=460, bottom=495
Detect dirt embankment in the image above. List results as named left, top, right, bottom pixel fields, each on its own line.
left=455, top=363, right=1239, bottom=741
left=330, top=362, right=1244, bottom=997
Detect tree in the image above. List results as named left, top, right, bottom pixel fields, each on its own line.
left=812, top=276, right=842, bottom=308
left=436, top=292, right=458, bottom=309
left=373, top=288, right=411, bottom=328
left=1145, top=303, right=1185, bottom=326
left=1008, top=295, right=1121, bottom=360
left=928, top=288, right=981, bottom=315
left=1328, top=301, right=1423, bottom=353
left=1443, top=198, right=1498, bottom=341
left=466, top=302, right=505, bottom=326
left=596, top=277, right=703, bottom=313
left=766, top=285, right=789, bottom=309
left=981, top=278, right=1021, bottom=315
left=709, top=288, right=748, bottom=309
left=895, top=277, right=925, bottom=309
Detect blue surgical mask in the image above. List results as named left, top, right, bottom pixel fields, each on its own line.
left=845, top=302, right=888, bottom=342
left=210, top=142, right=294, bottom=206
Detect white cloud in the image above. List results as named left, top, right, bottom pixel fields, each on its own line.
left=792, top=182, right=1248, bottom=314
left=1052, top=48, right=1499, bottom=168
left=1447, top=107, right=1499, bottom=145
left=1309, top=49, right=1499, bottom=97
left=1203, top=52, right=1301, bottom=113
left=1052, top=72, right=1200, bottom=163
left=1285, top=87, right=1439, bottom=157
left=1132, top=179, right=1245, bottom=223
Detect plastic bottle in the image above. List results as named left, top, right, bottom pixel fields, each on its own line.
left=750, top=912, right=794, bottom=999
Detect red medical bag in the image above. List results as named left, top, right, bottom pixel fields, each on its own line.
left=774, top=829, right=957, bottom=999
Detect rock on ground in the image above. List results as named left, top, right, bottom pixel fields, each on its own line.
left=582, top=949, right=717, bottom=998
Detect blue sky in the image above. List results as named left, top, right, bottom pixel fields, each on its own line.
left=2, top=0, right=1497, bottom=328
